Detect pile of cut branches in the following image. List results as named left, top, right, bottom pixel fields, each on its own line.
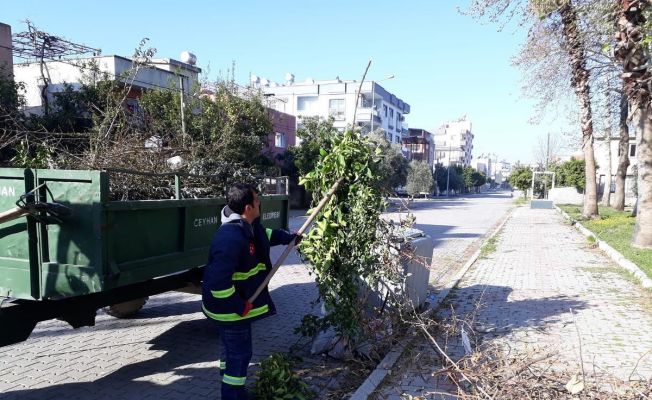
left=407, top=306, right=652, bottom=399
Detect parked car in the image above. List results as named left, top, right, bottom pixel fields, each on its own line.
left=394, top=186, right=408, bottom=197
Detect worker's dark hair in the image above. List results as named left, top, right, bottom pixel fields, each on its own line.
left=227, top=183, right=258, bottom=214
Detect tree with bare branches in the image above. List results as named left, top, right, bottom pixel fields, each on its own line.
left=469, top=0, right=601, bottom=218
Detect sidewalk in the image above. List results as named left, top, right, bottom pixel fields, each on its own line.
left=374, top=206, right=652, bottom=399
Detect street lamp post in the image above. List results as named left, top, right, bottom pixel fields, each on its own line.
left=446, top=146, right=451, bottom=196
left=371, top=83, right=375, bottom=133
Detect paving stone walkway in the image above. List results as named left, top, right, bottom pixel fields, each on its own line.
left=0, top=215, right=323, bottom=400
left=375, top=206, right=652, bottom=399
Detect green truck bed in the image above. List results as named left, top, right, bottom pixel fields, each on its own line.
left=0, top=168, right=289, bottom=346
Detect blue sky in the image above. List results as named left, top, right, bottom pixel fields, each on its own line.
left=3, top=0, right=569, bottom=164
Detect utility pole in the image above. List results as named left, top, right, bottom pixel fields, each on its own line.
left=179, top=75, right=186, bottom=141
left=446, top=146, right=451, bottom=196
left=546, top=132, right=550, bottom=170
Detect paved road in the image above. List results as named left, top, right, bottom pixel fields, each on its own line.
left=386, top=192, right=514, bottom=284
left=376, top=206, right=652, bottom=399
left=0, top=193, right=513, bottom=399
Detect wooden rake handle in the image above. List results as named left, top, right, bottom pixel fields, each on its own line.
left=0, top=206, right=28, bottom=225
left=247, top=177, right=344, bottom=304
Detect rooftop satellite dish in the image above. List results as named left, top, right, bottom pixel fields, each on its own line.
left=260, top=78, right=270, bottom=87
left=284, top=73, right=295, bottom=83
left=251, top=74, right=260, bottom=84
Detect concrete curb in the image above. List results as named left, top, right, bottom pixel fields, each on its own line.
left=349, top=206, right=517, bottom=400
left=554, top=205, right=652, bottom=289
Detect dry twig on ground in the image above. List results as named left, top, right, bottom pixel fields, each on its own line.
left=405, top=298, right=652, bottom=399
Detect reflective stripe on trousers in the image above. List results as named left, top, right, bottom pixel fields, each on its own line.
left=217, top=322, right=252, bottom=400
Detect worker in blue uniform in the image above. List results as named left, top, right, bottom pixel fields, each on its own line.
left=202, top=183, right=300, bottom=399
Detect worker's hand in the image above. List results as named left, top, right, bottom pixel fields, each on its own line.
left=293, top=233, right=303, bottom=245
left=241, top=301, right=253, bottom=317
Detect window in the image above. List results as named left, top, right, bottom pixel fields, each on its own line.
left=297, top=96, right=318, bottom=113
left=383, top=104, right=388, bottom=117
left=275, top=132, right=286, bottom=148
left=389, top=108, right=394, bottom=119
left=328, top=99, right=345, bottom=120
left=630, top=144, right=637, bottom=157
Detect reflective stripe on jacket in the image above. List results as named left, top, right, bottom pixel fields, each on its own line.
left=201, top=209, right=295, bottom=325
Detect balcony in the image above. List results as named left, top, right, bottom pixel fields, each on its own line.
left=356, top=108, right=381, bottom=124
left=329, top=110, right=345, bottom=121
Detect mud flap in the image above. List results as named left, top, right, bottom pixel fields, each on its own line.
left=0, top=302, right=38, bottom=347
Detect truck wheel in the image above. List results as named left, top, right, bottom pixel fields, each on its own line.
left=105, top=297, right=148, bottom=318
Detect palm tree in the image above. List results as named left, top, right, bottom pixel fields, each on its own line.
left=470, top=0, right=601, bottom=217
left=613, top=92, right=630, bottom=211
left=615, top=0, right=652, bottom=247
left=546, top=0, right=600, bottom=217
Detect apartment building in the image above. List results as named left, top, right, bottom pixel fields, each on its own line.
left=403, top=128, right=435, bottom=168
left=594, top=136, right=637, bottom=206
left=257, top=75, right=410, bottom=145
left=434, top=117, right=474, bottom=167
left=0, top=23, right=12, bottom=78
left=14, top=54, right=201, bottom=115
left=266, top=108, right=297, bottom=158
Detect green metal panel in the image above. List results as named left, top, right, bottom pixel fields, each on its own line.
left=0, top=168, right=290, bottom=301
left=33, top=169, right=105, bottom=299
left=260, top=196, right=289, bottom=230
left=185, top=201, right=226, bottom=251
left=0, top=169, right=31, bottom=299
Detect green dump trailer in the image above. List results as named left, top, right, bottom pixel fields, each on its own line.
left=0, top=168, right=289, bottom=347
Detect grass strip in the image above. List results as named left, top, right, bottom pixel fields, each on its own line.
left=558, top=204, right=652, bottom=279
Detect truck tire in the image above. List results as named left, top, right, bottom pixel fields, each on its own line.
left=105, top=297, right=148, bottom=318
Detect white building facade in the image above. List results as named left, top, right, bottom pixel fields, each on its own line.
left=258, top=76, right=410, bottom=145
left=594, top=136, right=637, bottom=206
left=434, top=117, right=474, bottom=167
left=14, top=55, right=201, bottom=115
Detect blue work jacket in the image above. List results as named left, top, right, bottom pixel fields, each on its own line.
left=201, top=206, right=295, bottom=325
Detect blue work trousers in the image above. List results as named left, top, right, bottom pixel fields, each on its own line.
left=217, top=322, right=253, bottom=400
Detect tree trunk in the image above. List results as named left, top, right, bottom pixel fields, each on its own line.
left=632, top=108, right=652, bottom=246
left=559, top=1, right=599, bottom=218
left=616, top=0, right=652, bottom=247
left=601, top=109, right=612, bottom=207
left=600, top=79, right=615, bottom=207
left=613, top=92, right=630, bottom=211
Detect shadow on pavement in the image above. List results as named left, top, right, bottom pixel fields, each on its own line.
left=440, top=284, right=588, bottom=344
left=400, top=223, right=482, bottom=251
left=0, top=318, right=219, bottom=400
